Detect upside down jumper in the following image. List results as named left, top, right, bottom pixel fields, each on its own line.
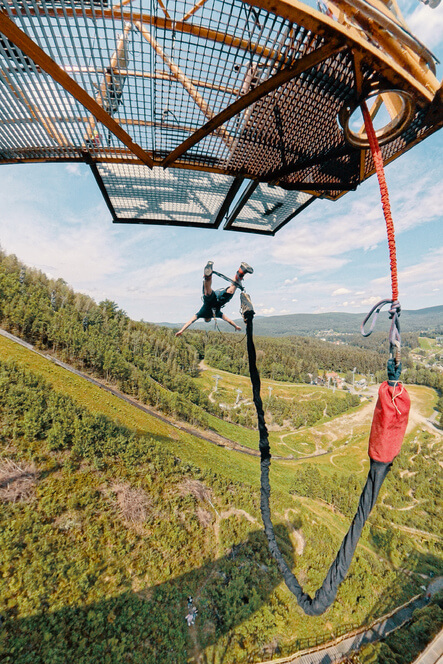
left=241, top=105, right=411, bottom=616
left=175, top=262, right=253, bottom=336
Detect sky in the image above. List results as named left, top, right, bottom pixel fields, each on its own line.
left=0, top=1, right=442, bottom=326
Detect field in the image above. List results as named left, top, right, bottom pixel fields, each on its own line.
left=0, top=333, right=442, bottom=664
left=195, top=360, right=366, bottom=457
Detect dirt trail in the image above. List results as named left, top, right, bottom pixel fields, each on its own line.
left=385, top=521, right=442, bottom=542
left=198, top=360, right=442, bottom=462
left=381, top=487, right=420, bottom=511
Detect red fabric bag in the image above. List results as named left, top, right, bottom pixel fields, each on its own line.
left=368, top=381, right=410, bottom=463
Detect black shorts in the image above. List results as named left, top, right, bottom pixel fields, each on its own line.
left=196, top=288, right=233, bottom=319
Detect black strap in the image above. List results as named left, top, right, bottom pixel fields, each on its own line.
left=212, top=270, right=245, bottom=292
left=243, top=308, right=391, bottom=616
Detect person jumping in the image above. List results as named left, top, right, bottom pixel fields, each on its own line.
left=175, top=261, right=253, bottom=336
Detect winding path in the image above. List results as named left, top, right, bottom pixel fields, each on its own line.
left=260, top=578, right=443, bottom=664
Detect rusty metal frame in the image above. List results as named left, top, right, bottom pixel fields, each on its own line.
left=0, top=0, right=441, bottom=234
left=61, top=65, right=238, bottom=95
left=8, top=1, right=438, bottom=101
left=135, top=20, right=233, bottom=149
left=223, top=180, right=316, bottom=235
left=0, top=9, right=154, bottom=168
left=241, top=0, right=438, bottom=98
left=161, top=39, right=346, bottom=168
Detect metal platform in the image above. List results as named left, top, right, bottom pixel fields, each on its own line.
left=0, top=0, right=441, bottom=233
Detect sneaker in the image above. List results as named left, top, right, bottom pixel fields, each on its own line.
left=239, top=262, right=253, bottom=275
left=240, top=292, right=255, bottom=319
left=204, top=261, right=214, bottom=277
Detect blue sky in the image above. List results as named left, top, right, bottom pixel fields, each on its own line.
left=0, top=1, right=442, bottom=325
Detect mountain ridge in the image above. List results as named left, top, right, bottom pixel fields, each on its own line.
left=158, top=305, right=443, bottom=336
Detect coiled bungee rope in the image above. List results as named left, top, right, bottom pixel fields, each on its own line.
left=240, top=104, right=410, bottom=616
left=242, top=295, right=392, bottom=616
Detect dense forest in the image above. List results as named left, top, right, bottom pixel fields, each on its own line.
left=0, top=251, right=215, bottom=428
left=1, top=249, right=442, bottom=662
left=192, top=330, right=389, bottom=380
left=0, top=358, right=279, bottom=662
left=290, top=430, right=443, bottom=552
left=0, top=250, right=389, bottom=430
left=1, top=357, right=428, bottom=664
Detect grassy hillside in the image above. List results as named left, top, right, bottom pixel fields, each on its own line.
left=1, top=334, right=442, bottom=663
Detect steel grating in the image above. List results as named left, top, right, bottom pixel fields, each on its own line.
left=0, top=0, right=441, bottom=230
left=224, top=181, right=315, bottom=234
left=95, top=162, right=235, bottom=226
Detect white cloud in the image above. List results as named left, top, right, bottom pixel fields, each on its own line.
left=0, top=202, right=124, bottom=286
left=406, top=3, right=443, bottom=48
left=259, top=307, right=276, bottom=315
left=65, top=164, right=82, bottom=176
left=283, top=277, right=298, bottom=286
left=361, top=296, right=383, bottom=306
left=270, top=167, right=443, bottom=276
left=333, top=287, right=352, bottom=296
left=370, top=247, right=443, bottom=308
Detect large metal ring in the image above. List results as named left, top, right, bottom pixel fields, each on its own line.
left=339, top=89, right=416, bottom=148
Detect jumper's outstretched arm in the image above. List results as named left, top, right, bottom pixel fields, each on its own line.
left=221, top=313, right=241, bottom=331
left=175, top=314, right=198, bottom=336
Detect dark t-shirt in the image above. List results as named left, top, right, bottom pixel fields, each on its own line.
left=196, top=288, right=232, bottom=319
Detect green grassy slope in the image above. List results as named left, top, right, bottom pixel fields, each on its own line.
left=0, top=335, right=441, bottom=664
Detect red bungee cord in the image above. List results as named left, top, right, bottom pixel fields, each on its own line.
left=361, top=100, right=410, bottom=465
left=361, top=101, right=398, bottom=303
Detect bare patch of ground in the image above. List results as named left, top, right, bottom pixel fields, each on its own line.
left=0, top=458, right=38, bottom=503
left=179, top=478, right=213, bottom=503
left=219, top=507, right=258, bottom=523
left=107, top=482, right=153, bottom=532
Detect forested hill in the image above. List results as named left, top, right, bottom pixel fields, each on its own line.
left=1, top=249, right=441, bottom=431
left=232, top=306, right=443, bottom=337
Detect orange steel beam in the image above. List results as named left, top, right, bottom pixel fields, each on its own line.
left=1, top=114, right=440, bottom=181
left=155, top=0, right=171, bottom=19
left=0, top=10, right=154, bottom=168
left=0, top=115, right=197, bottom=135
left=111, top=0, right=134, bottom=10
left=11, top=2, right=438, bottom=100
left=135, top=20, right=233, bottom=149
left=182, top=0, right=210, bottom=22
left=161, top=39, right=345, bottom=168
left=17, top=6, right=290, bottom=64
left=241, top=0, right=436, bottom=100
left=84, top=22, right=132, bottom=143
left=62, top=65, right=238, bottom=95
left=0, top=67, right=69, bottom=147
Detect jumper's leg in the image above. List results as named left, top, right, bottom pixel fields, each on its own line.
left=203, top=261, right=214, bottom=296
left=226, top=262, right=254, bottom=295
